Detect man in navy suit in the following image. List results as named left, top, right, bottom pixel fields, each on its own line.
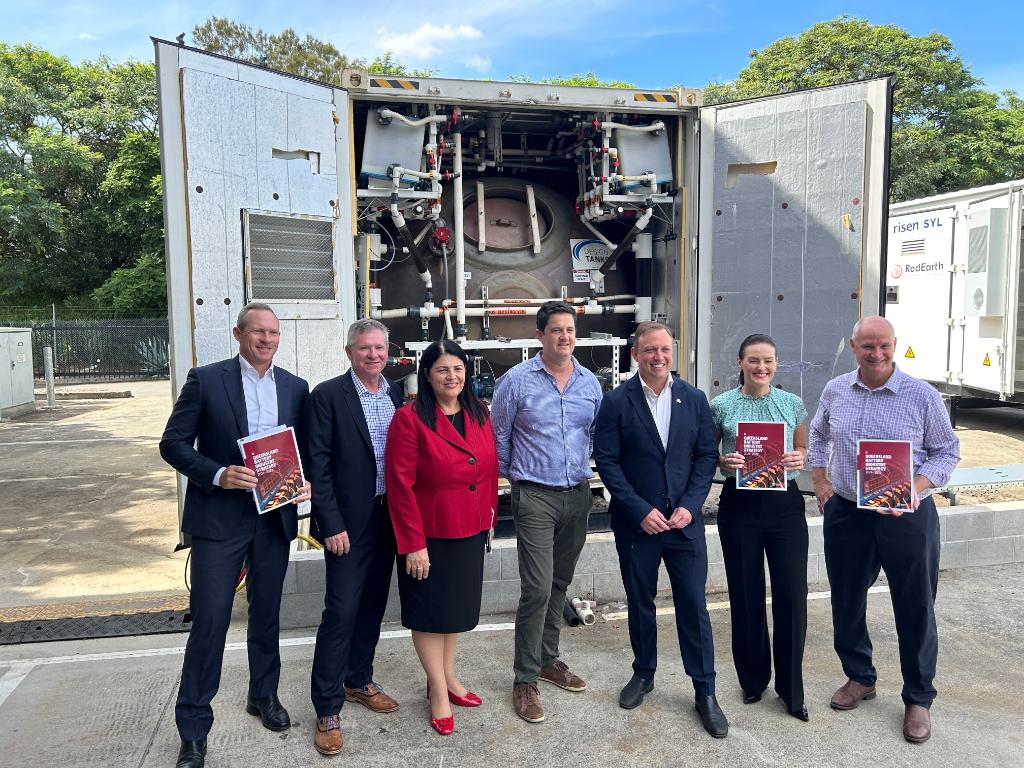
left=303, top=319, right=404, bottom=757
left=160, top=303, right=310, bottom=768
left=593, top=321, right=728, bottom=737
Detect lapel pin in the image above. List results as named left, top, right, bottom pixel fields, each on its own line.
left=675, top=398, right=682, bottom=404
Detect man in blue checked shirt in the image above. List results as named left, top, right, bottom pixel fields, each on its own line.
left=491, top=301, right=603, bottom=724
left=809, top=315, right=959, bottom=746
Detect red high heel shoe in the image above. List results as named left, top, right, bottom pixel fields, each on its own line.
left=448, top=689, right=482, bottom=707
left=430, top=713, right=454, bottom=735
left=425, top=681, right=455, bottom=735
left=427, top=681, right=483, bottom=707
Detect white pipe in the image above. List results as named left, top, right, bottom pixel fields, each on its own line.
left=600, top=120, right=665, bottom=133
left=377, top=108, right=447, bottom=128
left=476, top=180, right=487, bottom=254
left=458, top=304, right=636, bottom=318
left=454, top=133, right=467, bottom=339
left=456, top=295, right=636, bottom=306
left=444, top=308, right=455, bottom=340
left=580, top=216, right=614, bottom=248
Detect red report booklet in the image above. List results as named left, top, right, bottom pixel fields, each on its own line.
left=856, top=439, right=914, bottom=511
left=736, top=421, right=787, bottom=491
left=237, top=425, right=306, bottom=514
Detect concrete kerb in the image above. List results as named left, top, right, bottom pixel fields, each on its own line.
left=279, top=501, right=1024, bottom=630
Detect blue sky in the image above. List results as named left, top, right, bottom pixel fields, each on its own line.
left=4, top=1, right=1023, bottom=94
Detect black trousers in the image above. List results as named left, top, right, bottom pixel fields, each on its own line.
left=310, top=496, right=397, bottom=717
left=823, top=493, right=940, bottom=707
left=614, top=528, right=716, bottom=695
left=176, top=510, right=290, bottom=741
left=718, top=479, right=808, bottom=711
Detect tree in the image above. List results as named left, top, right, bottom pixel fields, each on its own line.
left=191, top=17, right=436, bottom=84
left=510, top=72, right=635, bottom=88
left=0, top=44, right=163, bottom=309
left=703, top=17, right=1024, bottom=201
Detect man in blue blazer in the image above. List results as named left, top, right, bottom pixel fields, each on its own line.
left=160, top=303, right=310, bottom=768
left=593, top=321, right=728, bottom=737
left=303, top=319, right=404, bottom=757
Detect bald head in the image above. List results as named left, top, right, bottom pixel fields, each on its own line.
left=852, top=315, right=895, bottom=342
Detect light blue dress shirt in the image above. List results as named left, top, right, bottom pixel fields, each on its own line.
left=491, top=353, right=603, bottom=487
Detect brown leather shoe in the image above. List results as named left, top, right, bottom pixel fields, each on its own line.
left=314, top=715, right=343, bottom=756
left=512, top=682, right=545, bottom=723
left=903, top=704, right=931, bottom=743
left=539, top=660, right=587, bottom=692
left=344, top=681, right=399, bottom=713
left=830, top=679, right=877, bottom=710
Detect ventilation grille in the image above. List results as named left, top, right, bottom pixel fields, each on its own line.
left=244, top=212, right=335, bottom=301
left=967, top=225, right=989, bottom=274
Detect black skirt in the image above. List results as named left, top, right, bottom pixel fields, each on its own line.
left=396, top=531, right=487, bottom=633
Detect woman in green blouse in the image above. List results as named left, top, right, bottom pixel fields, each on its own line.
left=710, top=334, right=810, bottom=722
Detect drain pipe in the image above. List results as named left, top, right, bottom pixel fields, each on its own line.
left=633, top=233, right=653, bottom=323
left=599, top=208, right=654, bottom=276
left=453, top=131, right=467, bottom=340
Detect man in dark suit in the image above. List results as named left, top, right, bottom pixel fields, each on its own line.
left=160, top=302, right=310, bottom=768
left=303, top=319, right=404, bottom=757
left=593, top=321, right=728, bottom=738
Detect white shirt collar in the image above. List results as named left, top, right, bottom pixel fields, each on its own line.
left=239, top=354, right=275, bottom=381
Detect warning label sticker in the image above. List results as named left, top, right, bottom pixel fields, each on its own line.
left=904, top=347, right=915, bottom=359
left=983, top=353, right=991, bottom=367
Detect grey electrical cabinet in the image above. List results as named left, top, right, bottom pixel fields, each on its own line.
left=0, top=327, right=35, bottom=418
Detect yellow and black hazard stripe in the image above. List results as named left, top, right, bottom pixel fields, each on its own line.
left=633, top=92, right=676, bottom=103
left=370, top=77, right=420, bottom=90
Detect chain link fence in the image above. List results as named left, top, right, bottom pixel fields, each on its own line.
left=0, top=309, right=169, bottom=380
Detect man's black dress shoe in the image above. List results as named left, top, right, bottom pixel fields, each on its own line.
left=789, top=705, right=810, bottom=722
left=175, top=739, right=206, bottom=768
left=742, top=689, right=764, bottom=704
left=618, top=674, right=654, bottom=709
left=246, top=693, right=291, bottom=731
left=694, top=694, right=729, bottom=738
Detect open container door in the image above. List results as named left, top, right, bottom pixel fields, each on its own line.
left=696, top=78, right=892, bottom=418
left=958, top=188, right=1022, bottom=398
left=884, top=205, right=957, bottom=385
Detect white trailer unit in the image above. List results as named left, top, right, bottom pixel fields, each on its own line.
left=153, top=39, right=890, bottom=419
left=885, top=180, right=1024, bottom=403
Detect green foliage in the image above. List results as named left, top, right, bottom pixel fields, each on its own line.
left=367, top=50, right=438, bottom=78
left=90, top=251, right=166, bottom=313
left=0, top=43, right=163, bottom=309
left=192, top=16, right=356, bottom=84
left=509, top=71, right=635, bottom=88
left=703, top=17, right=1024, bottom=201
left=192, top=18, right=439, bottom=83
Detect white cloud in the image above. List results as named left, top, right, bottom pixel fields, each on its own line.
left=376, top=23, right=482, bottom=60
left=79, top=33, right=100, bottom=41
left=463, top=54, right=492, bottom=73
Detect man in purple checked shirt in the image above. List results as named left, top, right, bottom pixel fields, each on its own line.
left=809, top=315, right=959, bottom=745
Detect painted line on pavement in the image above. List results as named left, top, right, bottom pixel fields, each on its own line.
left=0, top=663, right=36, bottom=708
left=0, top=473, right=133, bottom=483
left=0, top=438, right=157, bottom=446
left=603, top=585, right=891, bottom=621
left=0, top=622, right=517, bottom=671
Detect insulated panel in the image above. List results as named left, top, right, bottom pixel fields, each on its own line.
left=295, top=318, right=346, bottom=387
left=186, top=169, right=230, bottom=336
left=275, top=319, right=299, bottom=374
left=255, top=86, right=291, bottom=212
left=701, top=92, right=872, bottom=417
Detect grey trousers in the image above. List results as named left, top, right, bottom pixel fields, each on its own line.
left=511, top=481, right=591, bottom=684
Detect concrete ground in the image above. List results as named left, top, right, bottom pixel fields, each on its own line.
left=0, top=380, right=183, bottom=609
left=1, top=381, right=1023, bottom=609
left=0, top=562, right=1021, bottom=768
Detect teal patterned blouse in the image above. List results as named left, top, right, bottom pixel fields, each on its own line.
left=709, top=387, right=809, bottom=480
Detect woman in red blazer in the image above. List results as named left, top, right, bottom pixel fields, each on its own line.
left=385, top=340, right=498, bottom=736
